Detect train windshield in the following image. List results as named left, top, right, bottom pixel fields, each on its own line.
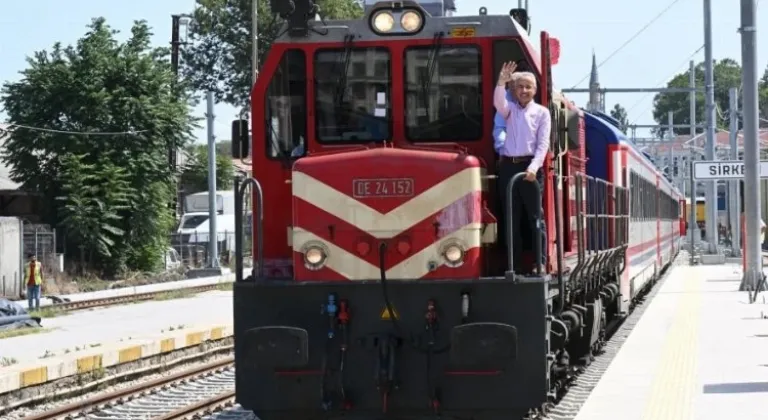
left=404, top=45, right=483, bottom=142
left=314, top=47, right=391, bottom=143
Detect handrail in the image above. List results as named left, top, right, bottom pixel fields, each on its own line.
left=234, top=177, right=264, bottom=281
left=506, top=172, right=542, bottom=277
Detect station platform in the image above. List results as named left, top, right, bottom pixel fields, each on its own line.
left=573, top=262, right=768, bottom=420
left=0, top=289, right=234, bottom=394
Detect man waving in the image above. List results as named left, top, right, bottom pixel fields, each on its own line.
left=493, top=61, right=551, bottom=274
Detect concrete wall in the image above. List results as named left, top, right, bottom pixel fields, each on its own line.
left=0, top=217, right=23, bottom=298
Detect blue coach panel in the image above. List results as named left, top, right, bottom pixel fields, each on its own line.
left=583, top=111, right=627, bottom=251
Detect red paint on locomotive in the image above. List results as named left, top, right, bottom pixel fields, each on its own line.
left=247, top=17, right=576, bottom=281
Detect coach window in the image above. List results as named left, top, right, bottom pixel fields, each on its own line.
left=629, top=172, right=636, bottom=220
left=265, top=49, right=307, bottom=159
left=404, top=45, right=483, bottom=142
left=314, top=47, right=391, bottom=143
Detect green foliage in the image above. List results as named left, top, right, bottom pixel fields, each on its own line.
left=183, top=0, right=364, bottom=106
left=1, top=18, right=196, bottom=274
left=57, top=154, right=130, bottom=266
left=609, top=103, right=629, bottom=133
left=651, top=59, right=757, bottom=137
left=180, top=143, right=235, bottom=194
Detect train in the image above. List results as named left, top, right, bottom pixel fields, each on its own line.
left=229, top=2, right=684, bottom=419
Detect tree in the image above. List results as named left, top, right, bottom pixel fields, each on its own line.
left=183, top=0, right=364, bottom=107
left=609, top=103, right=629, bottom=133
left=180, top=143, right=235, bottom=194
left=57, top=154, right=131, bottom=270
left=1, top=18, right=196, bottom=274
left=651, top=59, right=744, bottom=137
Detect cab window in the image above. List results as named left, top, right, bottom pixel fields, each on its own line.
left=492, top=40, right=540, bottom=104
left=265, top=49, right=307, bottom=159
left=314, top=47, right=391, bottom=143
left=404, top=45, right=482, bottom=142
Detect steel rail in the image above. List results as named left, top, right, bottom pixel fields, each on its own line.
left=47, top=283, right=230, bottom=312
left=26, top=357, right=234, bottom=420
left=152, top=390, right=236, bottom=420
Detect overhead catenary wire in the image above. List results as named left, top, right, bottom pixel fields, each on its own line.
left=569, top=0, right=686, bottom=89
left=0, top=122, right=148, bottom=136
left=626, top=45, right=704, bottom=125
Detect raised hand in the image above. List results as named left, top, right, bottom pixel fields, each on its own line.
left=497, top=61, right=518, bottom=86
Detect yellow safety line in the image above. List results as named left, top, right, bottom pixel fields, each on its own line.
left=641, top=271, right=702, bottom=420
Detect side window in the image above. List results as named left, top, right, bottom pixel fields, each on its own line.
left=265, top=49, right=307, bottom=159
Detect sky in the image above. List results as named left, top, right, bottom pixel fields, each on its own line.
left=0, top=0, right=766, bottom=142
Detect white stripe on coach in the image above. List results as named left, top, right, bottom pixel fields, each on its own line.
left=292, top=168, right=483, bottom=239
left=293, top=223, right=483, bottom=280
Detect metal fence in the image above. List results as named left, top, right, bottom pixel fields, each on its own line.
left=0, top=217, right=22, bottom=298
left=23, top=224, right=58, bottom=273
left=169, top=231, right=252, bottom=269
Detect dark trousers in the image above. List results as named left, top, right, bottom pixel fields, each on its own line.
left=497, top=158, right=546, bottom=273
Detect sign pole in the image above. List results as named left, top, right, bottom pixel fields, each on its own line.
left=689, top=60, right=698, bottom=263
left=728, top=87, right=741, bottom=257
left=738, top=0, right=763, bottom=294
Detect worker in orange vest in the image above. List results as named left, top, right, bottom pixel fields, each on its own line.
left=26, top=254, right=43, bottom=311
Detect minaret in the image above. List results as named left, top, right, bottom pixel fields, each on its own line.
left=588, top=51, right=601, bottom=112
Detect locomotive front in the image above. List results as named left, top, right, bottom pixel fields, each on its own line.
left=292, top=148, right=484, bottom=282
left=234, top=2, right=557, bottom=420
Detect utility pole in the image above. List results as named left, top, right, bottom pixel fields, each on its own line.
left=170, top=15, right=182, bottom=218
left=729, top=87, right=742, bottom=257
left=703, top=0, right=719, bottom=254
left=689, top=60, right=699, bottom=263
left=668, top=111, right=674, bottom=177
left=738, top=0, right=762, bottom=293
left=252, top=0, right=259, bottom=84
left=206, top=91, right=219, bottom=268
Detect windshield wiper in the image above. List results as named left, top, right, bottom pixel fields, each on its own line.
left=419, top=32, right=444, bottom=116
left=334, top=33, right=355, bottom=107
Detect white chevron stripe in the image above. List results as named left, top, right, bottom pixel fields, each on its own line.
left=293, top=224, right=483, bottom=280
left=292, top=167, right=483, bottom=239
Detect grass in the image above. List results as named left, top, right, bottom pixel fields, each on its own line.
left=0, top=357, right=17, bottom=367
left=0, top=326, right=53, bottom=340
left=151, top=288, right=199, bottom=301
left=216, top=282, right=233, bottom=291
left=28, top=307, right=66, bottom=319
left=148, top=281, right=233, bottom=302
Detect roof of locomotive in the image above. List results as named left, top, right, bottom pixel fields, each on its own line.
left=273, top=10, right=540, bottom=69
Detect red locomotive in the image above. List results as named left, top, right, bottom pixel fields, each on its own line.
left=230, top=2, right=682, bottom=419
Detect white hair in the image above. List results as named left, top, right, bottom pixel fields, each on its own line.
left=512, top=71, right=537, bottom=87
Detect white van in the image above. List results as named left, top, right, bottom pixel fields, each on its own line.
left=183, top=191, right=236, bottom=215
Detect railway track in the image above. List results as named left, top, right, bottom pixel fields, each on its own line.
left=26, top=357, right=252, bottom=420
left=46, top=282, right=231, bottom=313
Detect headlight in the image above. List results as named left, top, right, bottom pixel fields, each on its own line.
left=372, top=11, right=395, bottom=33
left=442, top=242, right=465, bottom=267
left=303, top=243, right=328, bottom=270
left=400, top=11, right=422, bottom=32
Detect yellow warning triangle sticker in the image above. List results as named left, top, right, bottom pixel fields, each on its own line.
left=380, top=305, right=399, bottom=320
